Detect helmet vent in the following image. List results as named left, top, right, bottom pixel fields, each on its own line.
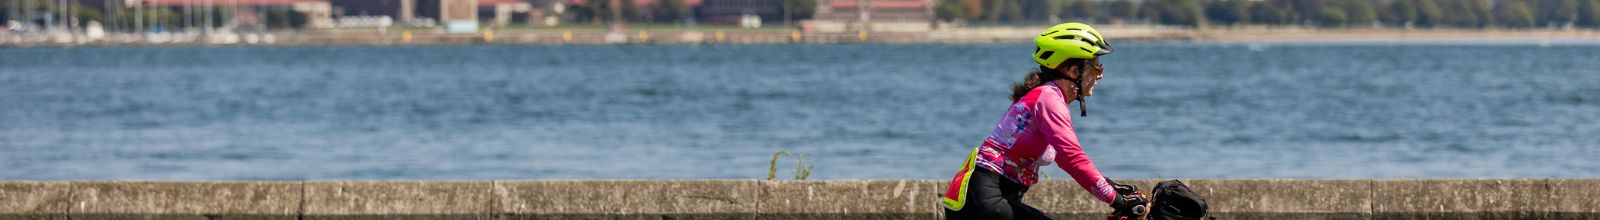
left=1038, top=51, right=1056, bottom=60
left=1041, top=30, right=1060, bottom=36
left=1079, top=47, right=1094, bottom=53
left=1054, top=35, right=1075, bottom=40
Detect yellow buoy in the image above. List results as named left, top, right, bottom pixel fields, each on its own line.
left=858, top=31, right=868, bottom=42
left=402, top=31, right=412, bottom=43
left=483, top=30, right=495, bottom=43
left=639, top=30, right=650, bottom=43
left=563, top=30, right=573, bottom=43
left=715, top=31, right=725, bottom=43
left=790, top=30, right=801, bottom=43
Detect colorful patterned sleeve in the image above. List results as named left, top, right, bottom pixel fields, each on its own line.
left=1033, top=84, right=1117, bottom=204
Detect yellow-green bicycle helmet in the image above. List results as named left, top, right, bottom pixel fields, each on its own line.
left=1033, top=22, right=1113, bottom=69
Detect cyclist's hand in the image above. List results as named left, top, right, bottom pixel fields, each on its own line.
left=1110, top=192, right=1148, bottom=217
left=1106, top=177, right=1138, bottom=194
left=1112, top=183, right=1137, bottom=195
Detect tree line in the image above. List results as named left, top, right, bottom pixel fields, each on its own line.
left=936, top=0, right=1600, bottom=29
left=564, top=0, right=816, bottom=24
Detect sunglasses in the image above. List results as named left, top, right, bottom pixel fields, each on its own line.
left=1084, top=60, right=1104, bottom=80
left=1091, top=63, right=1104, bottom=76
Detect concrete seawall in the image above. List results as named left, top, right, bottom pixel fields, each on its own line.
left=2, top=179, right=1596, bottom=219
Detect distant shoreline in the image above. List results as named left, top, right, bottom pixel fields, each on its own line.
left=1183, top=28, right=1600, bottom=43
left=2, top=179, right=1595, bottom=219
left=5, top=26, right=1598, bottom=46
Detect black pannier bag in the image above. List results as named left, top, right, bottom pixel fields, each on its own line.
left=1147, top=179, right=1210, bottom=220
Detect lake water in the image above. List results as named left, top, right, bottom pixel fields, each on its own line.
left=2, top=43, right=1598, bottom=180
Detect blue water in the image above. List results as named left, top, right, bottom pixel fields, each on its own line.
left=2, top=43, right=1598, bottom=180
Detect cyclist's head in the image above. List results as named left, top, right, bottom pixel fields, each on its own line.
left=1013, top=22, right=1113, bottom=118
left=1033, top=22, right=1113, bottom=71
left=1036, top=22, right=1111, bottom=97
left=1014, top=22, right=1114, bottom=102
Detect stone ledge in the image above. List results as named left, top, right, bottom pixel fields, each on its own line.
left=302, top=181, right=495, bottom=220
left=0, top=179, right=1593, bottom=219
left=497, top=180, right=759, bottom=219
left=0, top=181, right=69, bottom=220
left=70, top=181, right=300, bottom=220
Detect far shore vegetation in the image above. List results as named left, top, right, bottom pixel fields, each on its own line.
left=5, top=0, right=1599, bottom=33
left=935, top=0, right=1600, bottom=29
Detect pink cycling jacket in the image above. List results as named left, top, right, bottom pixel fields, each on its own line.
left=974, top=81, right=1116, bottom=204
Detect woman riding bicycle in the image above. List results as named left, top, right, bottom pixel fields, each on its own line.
left=941, top=22, right=1142, bottom=219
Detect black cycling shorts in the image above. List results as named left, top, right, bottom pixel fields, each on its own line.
left=944, top=168, right=1054, bottom=220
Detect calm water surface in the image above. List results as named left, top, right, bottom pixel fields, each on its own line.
left=2, top=43, right=1597, bottom=180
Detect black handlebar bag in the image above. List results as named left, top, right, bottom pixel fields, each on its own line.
left=1147, top=179, right=1210, bottom=220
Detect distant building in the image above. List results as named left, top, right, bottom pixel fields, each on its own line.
left=143, top=0, right=335, bottom=29
left=560, top=0, right=706, bottom=22
left=696, top=0, right=776, bottom=24
left=328, top=0, right=414, bottom=21
left=821, top=0, right=927, bottom=23
left=478, top=0, right=532, bottom=26
left=321, top=0, right=534, bottom=29
left=561, top=0, right=705, bottom=7
left=427, top=0, right=477, bottom=32
left=812, top=0, right=930, bottom=32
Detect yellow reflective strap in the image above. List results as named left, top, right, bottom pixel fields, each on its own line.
left=941, top=147, right=981, bottom=211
